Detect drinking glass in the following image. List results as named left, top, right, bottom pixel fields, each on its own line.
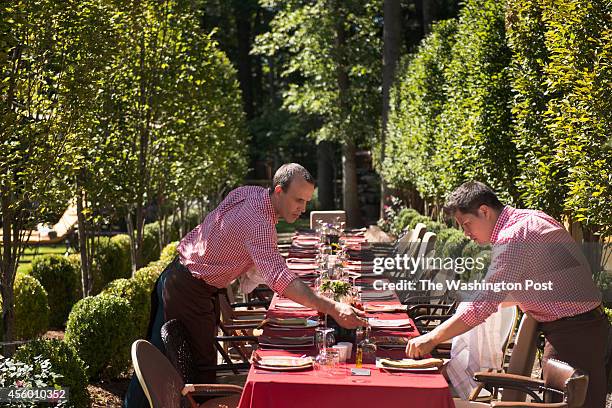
left=315, top=327, right=335, bottom=354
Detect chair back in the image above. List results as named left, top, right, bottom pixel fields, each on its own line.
left=501, top=313, right=539, bottom=401
left=310, top=210, right=346, bottom=229
left=498, top=306, right=519, bottom=364
left=161, top=319, right=198, bottom=384
left=543, top=359, right=588, bottom=407
left=132, top=339, right=185, bottom=408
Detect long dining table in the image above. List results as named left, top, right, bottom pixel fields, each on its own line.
left=237, top=235, right=455, bottom=408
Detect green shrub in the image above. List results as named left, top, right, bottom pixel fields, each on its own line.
left=67, top=253, right=106, bottom=297
left=441, top=230, right=471, bottom=260
left=103, top=278, right=150, bottom=339
left=9, top=274, right=50, bottom=340
left=434, top=227, right=457, bottom=255
left=65, top=295, right=136, bottom=379
left=30, top=255, right=80, bottom=328
left=94, top=235, right=131, bottom=287
left=408, top=214, right=432, bottom=230
left=424, top=220, right=445, bottom=234
left=160, top=241, right=179, bottom=263
left=142, top=223, right=161, bottom=265
left=390, top=208, right=421, bottom=235
left=133, top=261, right=166, bottom=294
left=461, top=241, right=481, bottom=260
left=0, top=355, right=61, bottom=395
left=15, top=339, right=90, bottom=408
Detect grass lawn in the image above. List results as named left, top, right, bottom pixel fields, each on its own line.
left=17, top=245, right=73, bottom=274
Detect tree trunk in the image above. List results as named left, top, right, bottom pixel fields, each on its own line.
left=126, top=213, right=137, bottom=276
left=234, top=0, right=254, bottom=119
left=1, top=191, right=17, bottom=355
left=381, top=0, right=403, bottom=219
left=75, top=184, right=91, bottom=297
left=416, top=0, right=433, bottom=37
left=334, top=2, right=362, bottom=227
left=317, top=141, right=335, bottom=210
left=342, top=141, right=362, bottom=227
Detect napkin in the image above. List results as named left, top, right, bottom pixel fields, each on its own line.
left=379, top=358, right=443, bottom=369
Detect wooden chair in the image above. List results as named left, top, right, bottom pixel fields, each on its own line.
left=455, top=359, right=588, bottom=408
left=131, top=339, right=243, bottom=408
left=465, top=313, right=539, bottom=402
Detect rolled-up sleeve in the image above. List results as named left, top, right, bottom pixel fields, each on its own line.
left=245, top=222, right=298, bottom=294
left=458, top=241, right=528, bottom=327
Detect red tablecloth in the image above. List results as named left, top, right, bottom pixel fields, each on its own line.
left=238, top=278, right=454, bottom=408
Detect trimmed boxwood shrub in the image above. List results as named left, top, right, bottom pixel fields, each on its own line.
left=94, top=234, right=131, bottom=286
left=103, top=278, right=150, bottom=339
left=424, top=220, right=445, bottom=234
left=441, top=230, right=471, bottom=260
left=408, top=214, right=433, bottom=230
left=142, top=223, right=162, bottom=265
left=67, top=253, right=107, bottom=297
left=160, top=241, right=179, bottom=263
left=15, top=339, right=90, bottom=408
left=434, top=227, right=456, bottom=255
left=30, top=255, right=80, bottom=328
left=7, top=274, right=50, bottom=340
left=65, top=294, right=136, bottom=379
left=390, top=208, right=421, bottom=236
left=133, top=261, right=166, bottom=294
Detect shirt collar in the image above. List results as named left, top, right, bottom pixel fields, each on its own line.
left=262, top=188, right=279, bottom=225
left=490, top=205, right=513, bottom=244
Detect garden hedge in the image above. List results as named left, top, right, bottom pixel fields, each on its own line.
left=4, top=274, right=50, bottom=340
left=65, top=294, right=136, bottom=379
left=30, top=255, right=80, bottom=328
left=15, top=339, right=90, bottom=408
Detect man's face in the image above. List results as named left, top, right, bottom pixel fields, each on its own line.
left=454, top=205, right=497, bottom=245
left=274, top=176, right=315, bottom=223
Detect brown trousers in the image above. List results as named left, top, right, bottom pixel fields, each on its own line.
left=540, top=310, right=609, bottom=408
left=162, top=258, right=222, bottom=384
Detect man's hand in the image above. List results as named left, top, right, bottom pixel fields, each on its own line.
left=330, top=301, right=366, bottom=329
left=405, top=333, right=436, bottom=359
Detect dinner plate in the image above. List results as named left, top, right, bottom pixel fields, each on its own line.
left=258, top=342, right=315, bottom=349
left=255, top=363, right=314, bottom=371
left=369, top=318, right=412, bottom=329
left=254, top=356, right=314, bottom=371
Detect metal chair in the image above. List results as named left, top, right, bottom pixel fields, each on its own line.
left=131, top=339, right=243, bottom=408
left=161, top=319, right=254, bottom=379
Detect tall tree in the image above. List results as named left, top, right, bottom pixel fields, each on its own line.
left=380, top=0, right=402, bottom=218
left=253, top=0, right=382, bottom=226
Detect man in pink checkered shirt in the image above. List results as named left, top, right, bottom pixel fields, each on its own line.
left=125, top=164, right=365, bottom=408
left=406, top=181, right=608, bottom=407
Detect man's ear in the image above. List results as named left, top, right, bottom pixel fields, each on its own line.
left=273, top=185, right=283, bottom=194
left=479, top=204, right=490, bottom=218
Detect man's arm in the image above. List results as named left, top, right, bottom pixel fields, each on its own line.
left=282, top=278, right=366, bottom=329
left=406, top=314, right=473, bottom=358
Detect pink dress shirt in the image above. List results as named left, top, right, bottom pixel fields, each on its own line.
left=177, top=186, right=298, bottom=294
left=459, top=206, right=601, bottom=327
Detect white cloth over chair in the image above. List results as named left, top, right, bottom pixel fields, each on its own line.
left=446, top=303, right=507, bottom=399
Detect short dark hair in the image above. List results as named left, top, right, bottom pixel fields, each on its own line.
left=272, top=163, right=315, bottom=191
left=443, top=181, right=504, bottom=216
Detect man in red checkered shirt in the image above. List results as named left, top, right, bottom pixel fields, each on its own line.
left=125, top=164, right=365, bottom=408
left=406, top=181, right=608, bottom=407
